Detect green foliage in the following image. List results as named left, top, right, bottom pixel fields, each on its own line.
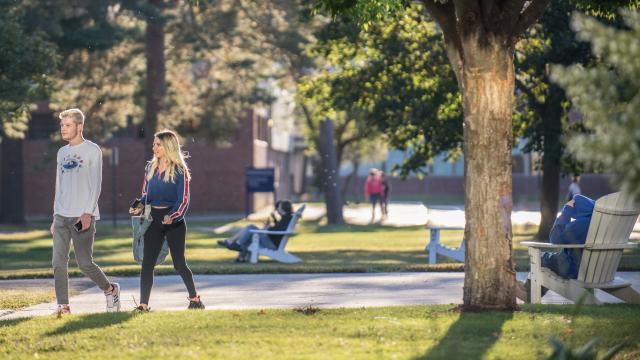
left=551, top=9, right=640, bottom=201
left=302, top=5, right=461, bottom=176
left=314, top=0, right=410, bottom=23
left=0, top=1, right=58, bottom=138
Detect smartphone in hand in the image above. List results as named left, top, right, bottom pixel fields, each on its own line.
left=74, top=220, right=83, bottom=232
left=130, top=198, right=143, bottom=209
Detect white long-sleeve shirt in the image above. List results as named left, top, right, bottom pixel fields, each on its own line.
left=54, top=140, right=102, bottom=219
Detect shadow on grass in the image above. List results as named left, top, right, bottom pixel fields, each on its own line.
left=46, top=312, right=134, bottom=337
left=521, top=303, right=640, bottom=318
left=417, top=310, right=513, bottom=360
left=0, top=316, right=32, bottom=328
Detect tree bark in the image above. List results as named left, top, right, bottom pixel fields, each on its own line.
left=0, top=138, right=25, bottom=224
left=461, top=34, right=517, bottom=310
left=144, top=0, right=165, bottom=157
left=319, top=120, right=344, bottom=224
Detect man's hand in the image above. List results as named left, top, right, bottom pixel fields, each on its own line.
left=50, top=221, right=55, bottom=235
left=80, top=213, right=92, bottom=231
left=129, top=207, right=143, bottom=215
left=162, top=215, right=172, bottom=224
left=567, top=200, right=575, bottom=207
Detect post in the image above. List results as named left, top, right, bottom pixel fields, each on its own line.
left=0, top=138, right=25, bottom=224
left=245, top=166, right=251, bottom=217
left=111, top=146, right=119, bottom=228
left=528, top=247, right=542, bottom=303
left=428, top=229, right=440, bottom=264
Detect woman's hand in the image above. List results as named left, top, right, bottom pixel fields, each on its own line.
left=129, top=207, right=142, bottom=215
left=162, top=215, right=172, bottom=224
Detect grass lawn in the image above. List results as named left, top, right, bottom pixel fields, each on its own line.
left=1, top=219, right=638, bottom=279
left=0, top=288, right=57, bottom=310
left=0, top=305, right=639, bottom=359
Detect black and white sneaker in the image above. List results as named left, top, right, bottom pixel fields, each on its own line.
left=105, top=283, right=121, bottom=312
left=188, top=295, right=205, bottom=310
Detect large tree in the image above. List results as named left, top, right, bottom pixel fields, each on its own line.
left=318, top=0, right=633, bottom=310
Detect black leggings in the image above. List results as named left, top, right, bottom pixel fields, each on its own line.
left=140, top=207, right=197, bottom=304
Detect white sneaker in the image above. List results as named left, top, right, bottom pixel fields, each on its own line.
left=105, top=283, right=121, bottom=312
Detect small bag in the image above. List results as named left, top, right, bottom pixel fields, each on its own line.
left=132, top=204, right=170, bottom=265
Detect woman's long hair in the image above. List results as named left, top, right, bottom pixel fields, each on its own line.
left=147, top=129, right=191, bottom=183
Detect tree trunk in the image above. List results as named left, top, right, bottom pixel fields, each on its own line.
left=461, top=35, right=517, bottom=310
left=536, top=88, right=563, bottom=240
left=144, top=0, right=165, bottom=157
left=537, top=155, right=560, bottom=240
left=341, top=158, right=360, bottom=203
left=0, top=138, right=25, bottom=224
left=319, top=120, right=344, bottom=224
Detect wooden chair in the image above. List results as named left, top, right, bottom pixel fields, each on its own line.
left=521, top=192, right=640, bottom=304
left=425, top=226, right=465, bottom=264
left=248, top=204, right=305, bottom=264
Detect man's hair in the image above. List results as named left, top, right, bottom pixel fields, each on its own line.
left=59, top=108, right=85, bottom=125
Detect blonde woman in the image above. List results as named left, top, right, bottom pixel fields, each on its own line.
left=129, top=130, right=204, bottom=311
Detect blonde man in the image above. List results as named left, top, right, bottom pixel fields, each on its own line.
left=51, top=108, right=120, bottom=315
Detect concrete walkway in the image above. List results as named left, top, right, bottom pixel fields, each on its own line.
left=2, top=272, right=639, bottom=320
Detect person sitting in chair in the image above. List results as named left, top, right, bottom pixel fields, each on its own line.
left=218, top=200, right=294, bottom=263
left=519, top=194, right=595, bottom=300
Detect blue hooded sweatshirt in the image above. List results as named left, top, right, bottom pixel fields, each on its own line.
left=547, top=194, right=596, bottom=278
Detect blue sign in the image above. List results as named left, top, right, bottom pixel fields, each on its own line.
left=246, top=167, right=275, bottom=193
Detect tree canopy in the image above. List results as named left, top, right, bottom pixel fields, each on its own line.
left=0, top=1, right=57, bottom=138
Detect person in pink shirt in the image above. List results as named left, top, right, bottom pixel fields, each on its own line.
left=364, top=169, right=384, bottom=223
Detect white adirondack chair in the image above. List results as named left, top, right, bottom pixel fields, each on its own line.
left=247, top=204, right=305, bottom=264
left=425, top=226, right=465, bottom=264
left=521, top=192, right=640, bottom=304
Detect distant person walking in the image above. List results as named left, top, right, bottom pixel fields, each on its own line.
left=364, top=169, right=384, bottom=223
left=567, top=175, right=581, bottom=201
left=380, top=171, right=391, bottom=219
left=51, top=108, right=120, bottom=316
left=129, top=130, right=204, bottom=311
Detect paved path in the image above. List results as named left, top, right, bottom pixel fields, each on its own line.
left=2, top=272, right=639, bottom=320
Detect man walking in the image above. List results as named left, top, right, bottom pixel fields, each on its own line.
left=50, top=108, right=120, bottom=315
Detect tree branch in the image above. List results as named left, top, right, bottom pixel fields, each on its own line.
left=499, top=0, right=527, bottom=32
left=480, top=0, right=497, bottom=22
left=513, top=0, right=552, bottom=37
left=515, top=78, right=542, bottom=110
left=300, top=103, right=316, bottom=132
left=421, top=0, right=464, bottom=83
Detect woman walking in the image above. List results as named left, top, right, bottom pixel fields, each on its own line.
left=364, top=169, right=384, bottom=223
left=129, top=130, right=204, bottom=311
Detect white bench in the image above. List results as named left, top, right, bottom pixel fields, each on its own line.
left=521, top=192, right=640, bottom=304
left=425, top=226, right=465, bottom=264
left=248, top=204, right=305, bottom=264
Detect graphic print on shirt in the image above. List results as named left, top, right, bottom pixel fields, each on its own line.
left=61, top=154, right=84, bottom=174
